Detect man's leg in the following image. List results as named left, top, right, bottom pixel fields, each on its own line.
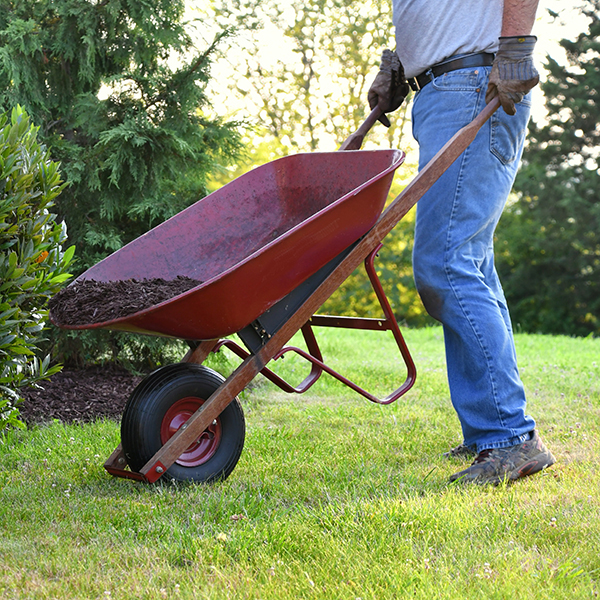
left=411, top=67, right=535, bottom=452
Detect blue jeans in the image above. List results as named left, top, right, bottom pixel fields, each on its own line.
left=411, top=66, right=536, bottom=452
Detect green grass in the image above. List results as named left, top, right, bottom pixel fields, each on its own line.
left=1, top=327, right=599, bottom=599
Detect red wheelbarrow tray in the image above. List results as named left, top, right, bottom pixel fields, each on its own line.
left=54, top=149, right=405, bottom=340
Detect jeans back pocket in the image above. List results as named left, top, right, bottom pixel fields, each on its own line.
left=490, top=97, right=531, bottom=165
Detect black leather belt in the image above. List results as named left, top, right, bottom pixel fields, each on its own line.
left=407, top=52, right=495, bottom=92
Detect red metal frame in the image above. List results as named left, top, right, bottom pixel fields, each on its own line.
left=212, top=244, right=415, bottom=404
left=103, top=244, right=415, bottom=481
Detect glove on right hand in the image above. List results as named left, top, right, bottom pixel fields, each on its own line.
left=486, top=35, right=539, bottom=115
left=368, top=49, right=409, bottom=127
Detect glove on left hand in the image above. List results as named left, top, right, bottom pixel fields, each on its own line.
left=368, top=49, right=410, bottom=127
left=486, top=35, right=539, bottom=115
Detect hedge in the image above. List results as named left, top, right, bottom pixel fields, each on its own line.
left=0, top=106, right=74, bottom=430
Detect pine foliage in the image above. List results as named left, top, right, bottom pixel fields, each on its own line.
left=497, top=1, right=600, bottom=336
left=0, top=0, right=243, bottom=271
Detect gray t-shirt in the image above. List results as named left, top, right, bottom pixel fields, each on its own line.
left=392, top=0, right=503, bottom=78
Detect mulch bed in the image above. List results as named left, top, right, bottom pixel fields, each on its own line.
left=49, top=276, right=202, bottom=326
left=31, top=276, right=202, bottom=425
left=19, top=364, right=143, bottom=425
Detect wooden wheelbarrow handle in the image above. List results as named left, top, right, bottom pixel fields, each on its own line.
left=339, top=97, right=501, bottom=151
left=338, top=106, right=384, bottom=151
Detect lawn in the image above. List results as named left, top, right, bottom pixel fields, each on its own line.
left=1, top=326, right=599, bottom=599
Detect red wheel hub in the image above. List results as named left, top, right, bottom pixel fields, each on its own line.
left=160, top=397, right=222, bottom=467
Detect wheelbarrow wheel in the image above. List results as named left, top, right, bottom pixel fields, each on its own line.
left=120, top=363, right=245, bottom=483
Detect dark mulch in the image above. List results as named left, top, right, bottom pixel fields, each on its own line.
left=19, top=364, right=143, bottom=425
left=49, top=276, right=202, bottom=326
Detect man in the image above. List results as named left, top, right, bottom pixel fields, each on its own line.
left=368, top=0, right=555, bottom=484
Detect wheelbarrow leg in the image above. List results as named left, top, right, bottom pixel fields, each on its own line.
left=103, top=444, right=146, bottom=481
left=182, top=339, right=219, bottom=365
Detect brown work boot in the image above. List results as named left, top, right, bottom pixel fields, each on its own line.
left=443, top=443, right=476, bottom=459
left=449, top=430, right=555, bottom=485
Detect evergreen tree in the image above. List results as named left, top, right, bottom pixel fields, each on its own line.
left=496, top=1, right=600, bottom=337
left=0, top=0, right=242, bottom=271
left=0, top=1, right=244, bottom=367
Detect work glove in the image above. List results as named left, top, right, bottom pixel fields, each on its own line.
left=368, top=49, right=410, bottom=127
left=486, top=35, right=539, bottom=115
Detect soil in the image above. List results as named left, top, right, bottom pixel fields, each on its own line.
left=49, top=276, right=202, bottom=326
left=19, top=364, right=143, bottom=425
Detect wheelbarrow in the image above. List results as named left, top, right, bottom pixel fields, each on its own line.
left=51, top=99, right=500, bottom=484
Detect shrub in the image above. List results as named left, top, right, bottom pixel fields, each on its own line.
left=0, top=106, right=74, bottom=430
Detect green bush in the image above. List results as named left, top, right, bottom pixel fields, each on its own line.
left=0, top=106, right=74, bottom=430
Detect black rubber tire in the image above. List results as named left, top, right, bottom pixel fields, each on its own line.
left=121, top=363, right=245, bottom=483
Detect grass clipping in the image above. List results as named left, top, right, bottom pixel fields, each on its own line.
left=49, top=276, right=202, bottom=326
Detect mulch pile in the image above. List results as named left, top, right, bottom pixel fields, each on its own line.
left=19, top=364, right=143, bottom=425
left=49, top=276, right=202, bottom=326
